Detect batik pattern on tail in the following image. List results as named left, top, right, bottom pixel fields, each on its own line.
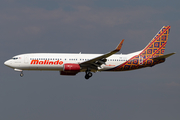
left=109, top=26, right=171, bottom=71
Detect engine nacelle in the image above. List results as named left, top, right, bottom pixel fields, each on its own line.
left=63, top=63, right=80, bottom=71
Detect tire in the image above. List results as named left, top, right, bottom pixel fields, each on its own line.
left=20, top=73, right=23, bottom=77
left=88, top=72, right=92, bottom=77
left=85, top=75, right=89, bottom=79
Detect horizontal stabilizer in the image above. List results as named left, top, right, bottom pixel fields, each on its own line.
left=152, top=53, right=176, bottom=60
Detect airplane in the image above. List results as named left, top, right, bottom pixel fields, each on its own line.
left=4, top=26, right=175, bottom=79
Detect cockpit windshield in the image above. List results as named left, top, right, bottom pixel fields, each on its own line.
left=12, top=57, right=18, bottom=60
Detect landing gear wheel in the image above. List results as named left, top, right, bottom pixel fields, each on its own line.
left=85, top=75, right=90, bottom=79
left=88, top=72, right=92, bottom=77
left=85, top=71, right=93, bottom=80
left=20, top=72, right=24, bottom=77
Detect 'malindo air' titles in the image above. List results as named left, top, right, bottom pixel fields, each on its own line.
left=30, top=60, right=63, bottom=65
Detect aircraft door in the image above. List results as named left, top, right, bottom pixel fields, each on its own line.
left=24, top=55, right=29, bottom=64
left=139, top=56, right=143, bottom=65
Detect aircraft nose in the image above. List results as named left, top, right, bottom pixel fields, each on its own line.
left=4, top=60, right=11, bottom=67
left=4, top=61, right=8, bottom=66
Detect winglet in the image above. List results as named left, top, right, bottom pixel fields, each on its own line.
left=115, top=39, right=124, bottom=51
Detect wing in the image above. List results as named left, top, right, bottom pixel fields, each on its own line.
left=79, top=39, right=124, bottom=71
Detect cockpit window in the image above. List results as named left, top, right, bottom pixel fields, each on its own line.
left=12, top=57, right=18, bottom=60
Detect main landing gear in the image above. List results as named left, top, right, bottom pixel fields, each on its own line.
left=20, top=71, right=24, bottom=77
left=85, top=69, right=93, bottom=80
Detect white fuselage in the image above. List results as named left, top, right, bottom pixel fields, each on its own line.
left=4, top=51, right=141, bottom=72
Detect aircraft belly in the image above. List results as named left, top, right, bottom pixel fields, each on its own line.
left=25, top=65, right=63, bottom=71
left=99, top=65, right=116, bottom=71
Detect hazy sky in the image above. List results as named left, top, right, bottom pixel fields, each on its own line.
left=0, top=0, right=180, bottom=120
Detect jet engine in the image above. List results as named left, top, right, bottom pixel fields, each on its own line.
left=63, top=63, right=80, bottom=71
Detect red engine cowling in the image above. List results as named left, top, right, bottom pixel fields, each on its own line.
left=63, top=63, right=80, bottom=71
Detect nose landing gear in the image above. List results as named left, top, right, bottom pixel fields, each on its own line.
left=20, top=71, right=24, bottom=77
left=14, top=69, right=24, bottom=77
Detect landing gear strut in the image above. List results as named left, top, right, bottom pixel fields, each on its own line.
left=20, top=71, right=24, bottom=77
left=85, top=69, right=93, bottom=79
